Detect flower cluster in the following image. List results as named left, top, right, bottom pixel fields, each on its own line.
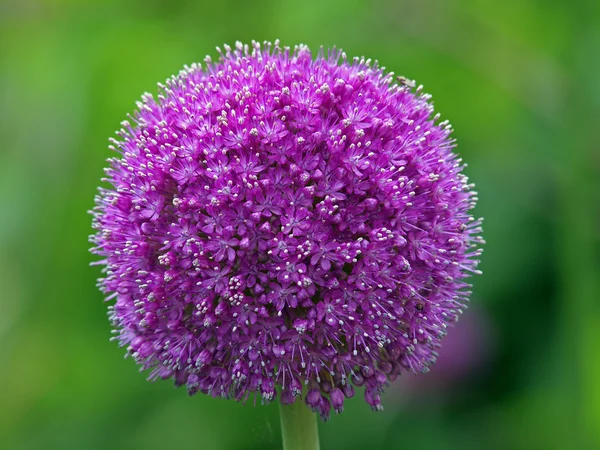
left=90, top=41, right=483, bottom=420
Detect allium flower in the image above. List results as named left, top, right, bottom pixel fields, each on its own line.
left=90, top=41, right=483, bottom=421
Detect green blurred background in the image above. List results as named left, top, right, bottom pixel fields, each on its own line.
left=1, top=0, right=599, bottom=449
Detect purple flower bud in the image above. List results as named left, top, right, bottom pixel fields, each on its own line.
left=318, top=396, right=332, bottom=421
left=342, top=383, right=355, bottom=399
left=306, top=388, right=322, bottom=412
left=280, top=390, right=296, bottom=405
left=196, top=349, right=212, bottom=367
left=90, top=41, right=482, bottom=419
left=364, top=388, right=383, bottom=412
left=330, top=388, right=345, bottom=414
left=261, top=377, right=276, bottom=402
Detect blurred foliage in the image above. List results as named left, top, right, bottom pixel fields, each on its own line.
left=1, top=0, right=599, bottom=449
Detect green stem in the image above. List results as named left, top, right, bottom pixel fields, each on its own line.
left=279, top=401, right=320, bottom=450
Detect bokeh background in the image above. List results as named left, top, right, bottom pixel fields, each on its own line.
left=1, top=0, right=599, bottom=449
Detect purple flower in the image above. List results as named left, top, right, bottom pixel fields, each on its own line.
left=90, top=41, right=483, bottom=420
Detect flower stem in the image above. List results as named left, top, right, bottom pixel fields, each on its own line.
left=280, top=401, right=320, bottom=450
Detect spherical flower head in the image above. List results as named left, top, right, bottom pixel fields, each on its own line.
left=90, top=41, right=483, bottom=420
